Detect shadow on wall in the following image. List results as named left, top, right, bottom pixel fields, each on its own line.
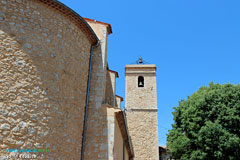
left=104, top=71, right=117, bottom=107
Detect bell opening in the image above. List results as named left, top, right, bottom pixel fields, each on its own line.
left=138, top=76, right=144, bottom=87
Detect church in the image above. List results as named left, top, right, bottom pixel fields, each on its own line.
left=0, top=0, right=159, bottom=159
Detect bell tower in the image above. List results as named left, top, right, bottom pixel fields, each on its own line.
left=125, top=58, right=159, bottom=160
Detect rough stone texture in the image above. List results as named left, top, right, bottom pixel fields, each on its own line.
left=105, top=71, right=117, bottom=106
left=83, top=20, right=110, bottom=160
left=125, top=64, right=159, bottom=160
left=125, top=65, right=157, bottom=109
left=0, top=1, right=136, bottom=159
left=83, top=19, right=130, bottom=160
left=0, top=0, right=92, bottom=159
left=126, top=111, right=159, bottom=160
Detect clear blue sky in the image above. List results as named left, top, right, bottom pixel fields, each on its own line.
left=59, top=0, right=240, bottom=146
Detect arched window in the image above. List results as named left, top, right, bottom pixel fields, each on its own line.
left=138, top=76, right=144, bottom=87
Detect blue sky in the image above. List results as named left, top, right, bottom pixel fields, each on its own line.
left=59, top=0, right=240, bottom=146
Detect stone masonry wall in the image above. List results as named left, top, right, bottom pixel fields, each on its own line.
left=125, top=74, right=157, bottom=109
left=84, top=45, right=109, bottom=160
left=0, top=0, right=92, bottom=159
left=104, top=71, right=116, bottom=106
left=125, top=65, right=159, bottom=160
left=125, top=111, right=159, bottom=160
left=83, top=20, right=110, bottom=160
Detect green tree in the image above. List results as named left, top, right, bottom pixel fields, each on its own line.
left=167, top=83, right=240, bottom=160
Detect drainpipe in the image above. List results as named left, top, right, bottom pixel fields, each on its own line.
left=81, top=41, right=100, bottom=160
left=123, top=140, right=125, bottom=160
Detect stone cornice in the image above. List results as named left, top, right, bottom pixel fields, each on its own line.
left=125, top=108, right=158, bottom=112
left=37, top=0, right=99, bottom=45
left=125, top=64, right=156, bottom=70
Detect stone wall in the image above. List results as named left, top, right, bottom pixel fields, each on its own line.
left=105, top=70, right=117, bottom=107
left=0, top=0, right=93, bottom=159
left=125, top=111, right=159, bottom=160
left=114, top=113, right=130, bottom=160
left=83, top=20, right=110, bottom=160
left=125, top=64, right=159, bottom=160
left=125, top=65, right=157, bottom=109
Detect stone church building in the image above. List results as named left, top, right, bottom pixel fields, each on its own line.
left=0, top=0, right=159, bottom=159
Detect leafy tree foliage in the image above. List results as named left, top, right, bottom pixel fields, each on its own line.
left=167, top=83, right=240, bottom=160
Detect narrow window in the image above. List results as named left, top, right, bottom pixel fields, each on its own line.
left=138, top=76, right=144, bottom=87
